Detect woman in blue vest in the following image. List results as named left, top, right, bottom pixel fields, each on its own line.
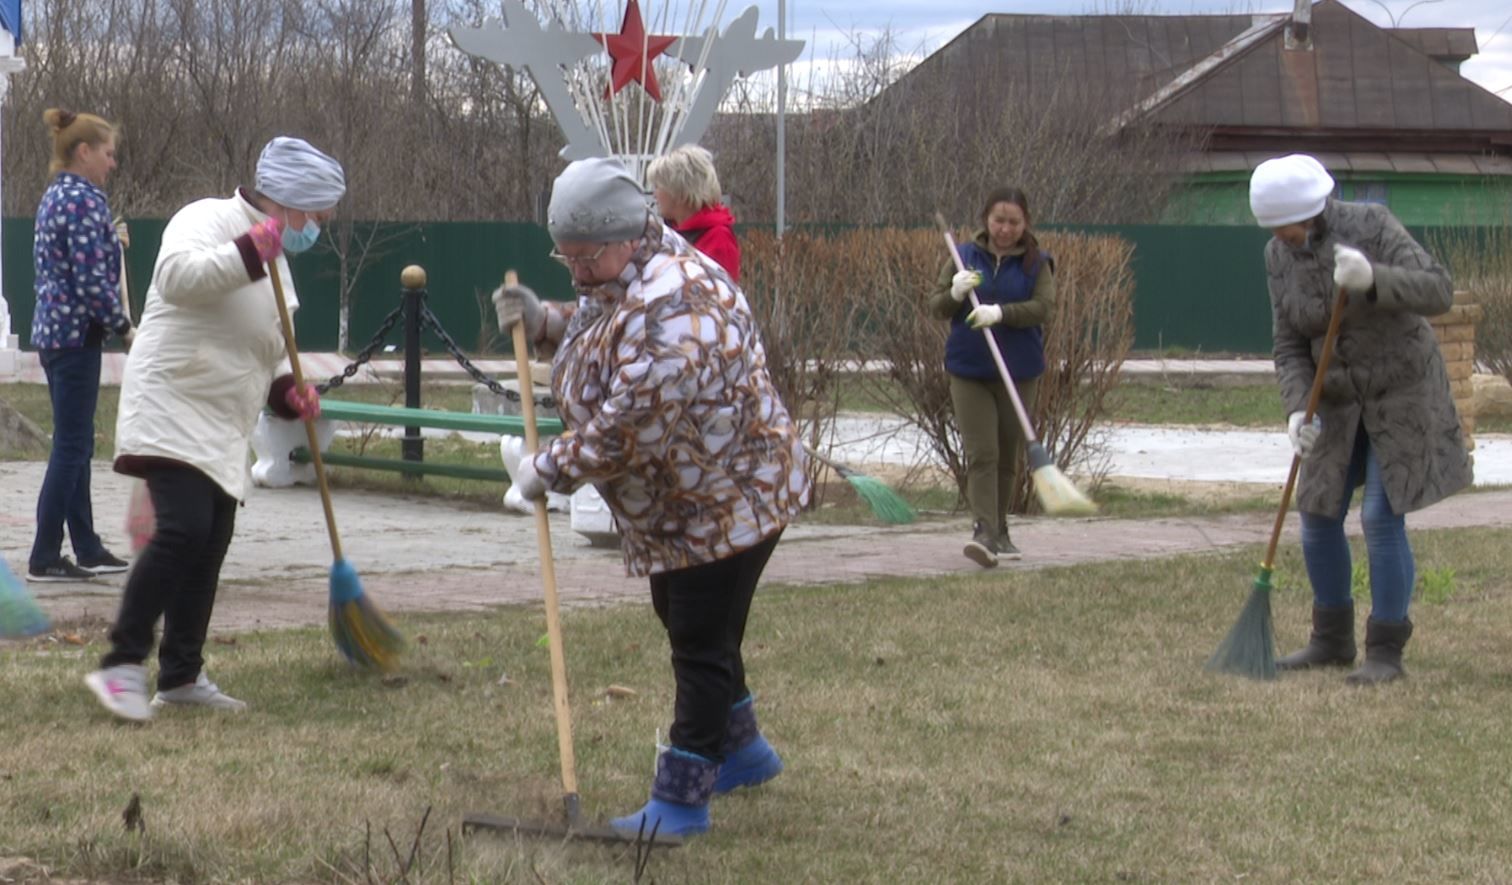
left=929, top=188, right=1055, bottom=567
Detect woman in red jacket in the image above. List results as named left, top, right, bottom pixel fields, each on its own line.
left=646, top=144, right=740, bottom=281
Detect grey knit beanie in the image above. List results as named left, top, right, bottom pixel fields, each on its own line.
left=547, top=157, right=650, bottom=243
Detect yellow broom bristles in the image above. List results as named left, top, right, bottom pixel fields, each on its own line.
left=1031, top=464, right=1097, bottom=516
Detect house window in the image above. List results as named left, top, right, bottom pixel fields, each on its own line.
left=1353, top=182, right=1389, bottom=205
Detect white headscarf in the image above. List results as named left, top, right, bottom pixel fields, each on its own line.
left=1249, top=154, right=1334, bottom=228
left=255, top=136, right=346, bottom=211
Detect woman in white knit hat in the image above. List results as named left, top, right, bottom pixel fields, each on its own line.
left=507, top=156, right=809, bottom=838
left=1249, top=153, right=1470, bottom=685
left=84, top=136, right=341, bottom=722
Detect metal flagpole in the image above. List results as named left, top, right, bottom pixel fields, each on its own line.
left=776, top=0, right=785, bottom=236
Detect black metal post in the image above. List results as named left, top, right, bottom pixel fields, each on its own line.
left=401, top=265, right=426, bottom=475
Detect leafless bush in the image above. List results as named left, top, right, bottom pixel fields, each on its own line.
left=741, top=229, right=868, bottom=503
left=762, top=223, right=1137, bottom=511
left=1014, top=231, right=1135, bottom=510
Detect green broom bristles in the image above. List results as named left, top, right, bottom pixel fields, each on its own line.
left=1205, top=570, right=1277, bottom=680
left=0, top=559, right=50, bottom=639
left=1027, top=443, right=1097, bottom=516
left=811, top=447, right=916, bottom=525
left=844, top=473, right=917, bottom=525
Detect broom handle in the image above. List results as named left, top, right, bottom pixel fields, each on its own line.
left=937, top=220, right=1040, bottom=445
left=802, top=444, right=853, bottom=477
left=268, top=261, right=344, bottom=562
left=117, top=221, right=136, bottom=325
left=507, top=270, right=581, bottom=813
left=1262, top=285, right=1349, bottom=570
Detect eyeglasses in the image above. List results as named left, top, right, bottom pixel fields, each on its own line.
left=549, top=243, right=612, bottom=268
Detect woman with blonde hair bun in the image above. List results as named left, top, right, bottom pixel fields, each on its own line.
left=27, top=108, right=133, bottom=583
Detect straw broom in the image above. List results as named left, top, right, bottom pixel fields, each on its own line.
left=1206, top=285, right=1349, bottom=680
left=933, top=214, right=1096, bottom=516
left=267, top=260, right=404, bottom=672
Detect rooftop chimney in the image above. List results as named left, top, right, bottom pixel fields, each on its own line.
left=1286, top=0, right=1313, bottom=50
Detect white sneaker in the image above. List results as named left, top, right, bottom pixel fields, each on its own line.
left=85, top=664, right=153, bottom=722
left=150, top=672, right=248, bottom=712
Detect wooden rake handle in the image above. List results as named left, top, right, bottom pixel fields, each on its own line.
left=507, top=270, right=581, bottom=814
left=268, top=261, right=345, bottom=562
left=1263, top=286, right=1349, bottom=571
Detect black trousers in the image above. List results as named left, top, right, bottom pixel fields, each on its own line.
left=649, top=530, right=782, bottom=760
left=101, top=464, right=237, bottom=690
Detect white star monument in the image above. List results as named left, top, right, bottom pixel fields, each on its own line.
left=449, top=0, right=803, bottom=182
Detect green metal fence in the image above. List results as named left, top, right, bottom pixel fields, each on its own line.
left=0, top=217, right=1486, bottom=355
left=2, top=218, right=572, bottom=354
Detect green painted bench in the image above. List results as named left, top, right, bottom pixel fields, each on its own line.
left=286, top=400, right=564, bottom=484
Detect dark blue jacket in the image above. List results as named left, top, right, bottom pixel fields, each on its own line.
left=30, top=172, right=129, bottom=350
left=935, top=237, right=1053, bottom=383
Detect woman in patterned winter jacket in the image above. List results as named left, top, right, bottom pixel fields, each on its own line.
left=506, top=157, right=810, bottom=839
left=26, top=109, right=133, bottom=583
left=1249, top=154, right=1471, bottom=685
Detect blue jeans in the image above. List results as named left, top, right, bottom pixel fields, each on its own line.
left=29, top=346, right=107, bottom=570
left=1299, top=428, right=1415, bottom=623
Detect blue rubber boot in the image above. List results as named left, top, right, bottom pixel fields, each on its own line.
left=610, top=748, right=717, bottom=840
left=713, top=695, right=784, bottom=795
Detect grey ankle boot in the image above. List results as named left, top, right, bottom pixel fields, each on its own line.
left=964, top=521, right=998, bottom=568
left=1277, top=604, right=1356, bottom=670
left=993, top=521, right=1022, bottom=561
left=1346, top=617, right=1413, bottom=685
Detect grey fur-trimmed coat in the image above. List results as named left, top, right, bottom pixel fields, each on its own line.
left=1267, top=198, right=1472, bottom=518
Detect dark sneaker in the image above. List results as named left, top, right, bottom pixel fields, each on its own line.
left=79, top=551, right=130, bottom=574
left=994, top=527, right=1023, bottom=561
left=963, top=521, right=998, bottom=568
left=27, top=557, right=97, bottom=583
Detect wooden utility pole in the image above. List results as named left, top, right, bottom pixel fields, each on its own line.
left=411, top=0, right=426, bottom=106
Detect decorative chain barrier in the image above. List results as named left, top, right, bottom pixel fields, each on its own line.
left=310, top=287, right=555, bottom=409
left=420, top=304, right=557, bottom=410
left=314, top=305, right=405, bottom=395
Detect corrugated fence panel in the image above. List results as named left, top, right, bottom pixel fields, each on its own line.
left=1, top=218, right=1489, bottom=356
left=2, top=219, right=570, bottom=353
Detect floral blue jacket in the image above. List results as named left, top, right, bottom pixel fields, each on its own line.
left=30, top=172, right=130, bottom=350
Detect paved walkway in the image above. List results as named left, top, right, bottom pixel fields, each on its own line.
left=5, top=459, right=1511, bottom=636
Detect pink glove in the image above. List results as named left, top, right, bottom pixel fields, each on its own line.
left=284, top=382, right=321, bottom=421
left=248, top=217, right=283, bottom=263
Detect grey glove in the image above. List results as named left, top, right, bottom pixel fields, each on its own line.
left=492, top=283, right=544, bottom=339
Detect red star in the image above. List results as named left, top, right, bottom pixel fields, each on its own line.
left=593, top=0, right=678, bottom=102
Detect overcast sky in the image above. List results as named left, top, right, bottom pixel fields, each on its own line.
left=729, top=0, right=1512, bottom=101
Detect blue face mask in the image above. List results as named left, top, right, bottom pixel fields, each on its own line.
left=281, top=219, right=321, bottom=254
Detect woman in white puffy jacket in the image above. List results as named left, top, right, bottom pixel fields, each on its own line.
left=83, top=137, right=343, bottom=722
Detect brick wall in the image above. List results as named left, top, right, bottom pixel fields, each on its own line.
left=1428, top=290, right=1480, bottom=450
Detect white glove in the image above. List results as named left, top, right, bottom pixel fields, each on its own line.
left=1332, top=244, right=1373, bottom=294
left=966, top=303, right=1003, bottom=330
left=1287, top=411, right=1322, bottom=460
left=492, top=283, right=544, bottom=338
left=511, top=451, right=547, bottom=501
left=949, top=270, right=982, bottom=302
